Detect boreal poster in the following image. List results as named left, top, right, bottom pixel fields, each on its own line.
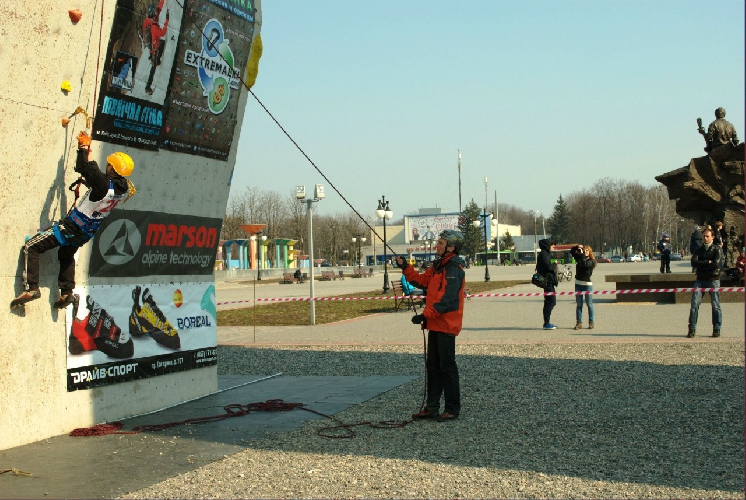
left=93, top=0, right=257, bottom=160
left=160, top=0, right=257, bottom=159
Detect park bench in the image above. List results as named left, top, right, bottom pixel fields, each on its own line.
left=320, top=271, right=336, bottom=281
left=280, top=273, right=294, bottom=284
left=390, top=280, right=424, bottom=312
left=294, top=272, right=307, bottom=284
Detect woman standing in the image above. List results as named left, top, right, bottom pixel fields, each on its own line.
left=571, top=244, right=597, bottom=329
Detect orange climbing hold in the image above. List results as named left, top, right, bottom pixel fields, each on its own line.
left=68, top=9, right=82, bottom=23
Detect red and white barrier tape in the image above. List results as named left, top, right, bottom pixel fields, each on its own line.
left=216, top=287, right=744, bottom=306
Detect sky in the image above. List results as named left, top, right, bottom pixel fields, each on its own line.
left=231, top=0, right=745, bottom=221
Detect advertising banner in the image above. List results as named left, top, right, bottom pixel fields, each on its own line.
left=91, top=0, right=257, bottom=160
left=405, top=214, right=460, bottom=244
left=89, top=209, right=221, bottom=278
left=66, top=282, right=217, bottom=391
left=92, top=0, right=184, bottom=149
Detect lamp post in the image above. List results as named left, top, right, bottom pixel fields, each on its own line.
left=473, top=211, right=492, bottom=282
left=352, top=235, right=366, bottom=272
left=531, top=210, right=541, bottom=262
left=296, top=184, right=325, bottom=325
left=375, top=196, right=393, bottom=293
left=251, top=234, right=267, bottom=280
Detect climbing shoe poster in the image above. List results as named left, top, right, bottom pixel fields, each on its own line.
left=65, top=283, right=217, bottom=391
left=92, top=0, right=258, bottom=160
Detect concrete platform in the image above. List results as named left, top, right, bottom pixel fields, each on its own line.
left=605, top=272, right=742, bottom=303
left=0, top=374, right=414, bottom=499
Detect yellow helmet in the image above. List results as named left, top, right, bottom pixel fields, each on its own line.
left=107, top=152, right=134, bottom=177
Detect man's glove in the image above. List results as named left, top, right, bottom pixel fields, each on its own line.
left=411, top=314, right=426, bottom=326
left=395, top=257, right=409, bottom=270
left=77, top=131, right=91, bottom=149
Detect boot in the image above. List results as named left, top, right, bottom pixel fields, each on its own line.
left=573, top=322, right=583, bottom=330
left=588, top=321, right=594, bottom=329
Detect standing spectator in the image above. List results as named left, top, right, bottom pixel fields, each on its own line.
left=713, top=220, right=728, bottom=268
left=536, top=238, right=558, bottom=330
left=690, top=225, right=703, bottom=271
left=657, top=233, right=672, bottom=273
left=570, top=244, right=597, bottom=330
left=688, top=228, right=723, bottom=338
left=395, top=230, right=466, bottom=422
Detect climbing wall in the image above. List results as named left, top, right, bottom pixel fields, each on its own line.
left=0, top=0, right=262, bottom=450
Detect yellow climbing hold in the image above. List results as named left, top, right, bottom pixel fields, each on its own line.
left=244, top=34, right=263, bottom=89
left=61, top=80, right=72, bottom=92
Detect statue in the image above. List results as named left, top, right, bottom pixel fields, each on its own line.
left=697, top=107, right=739, bottom=153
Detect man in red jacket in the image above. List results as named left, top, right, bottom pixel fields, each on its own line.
left=142, top=0, right=169, bottom=95
left=395, top=229, right=466, bottom=422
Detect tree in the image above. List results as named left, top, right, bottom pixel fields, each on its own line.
left=458, top=200, right=483, bottom=258
left=547, top=194, right=570, bottom=243
left=500, top=230, right=515, bottom=251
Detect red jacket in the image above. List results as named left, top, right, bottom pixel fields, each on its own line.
left=403, top=253, right=466, bottom=335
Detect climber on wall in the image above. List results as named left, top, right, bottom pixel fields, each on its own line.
left=11, top=132, right=136, bottom=309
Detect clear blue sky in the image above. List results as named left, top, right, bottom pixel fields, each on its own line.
left=233, top=0, right=745, bottom=221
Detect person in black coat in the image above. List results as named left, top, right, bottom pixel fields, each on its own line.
left=536, top=238, right=557, bottom=330
left=687, top=228, right=723, bottom=338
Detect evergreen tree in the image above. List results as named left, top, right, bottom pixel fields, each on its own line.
left=500, top=230, right=515, bottom=251
left=458, top=200, right=483, bottom=258
left=547, top=194, right=571, bottom=243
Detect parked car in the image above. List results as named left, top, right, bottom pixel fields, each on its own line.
left=597, top=255, right=612, bottom=263
left=669, top=253, right=683, bottom=261
left=610, top=255, right=625, bottom=263
left=628, top=253, right=643, bottom=262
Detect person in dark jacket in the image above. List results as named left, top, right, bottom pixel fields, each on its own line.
left=395, top=229, right=466, bottom=422
left=687, top=228, right=723, bottom=338
left=657, top=233, right=672, bottom=273
left=571, top=244, right=597, bottom=330
left=536, top=238, right=557, bottom=330
left=12, top=132, right=136, bottom=309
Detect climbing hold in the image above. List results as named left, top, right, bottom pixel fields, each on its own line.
left=68, top=9, right=82, bottom=23
left=61, top=81, right=72, bottom=93
left=244, top=34, right=263, bottom=89
left=61, top=117, right=71, bottom=127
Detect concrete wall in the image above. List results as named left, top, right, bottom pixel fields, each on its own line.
left=0, top=0, right=261, bottom=450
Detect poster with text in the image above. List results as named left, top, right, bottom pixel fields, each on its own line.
left=92, top=0, right=184, bottom=149
left=160, top=0, right=257, bottom=160
left=66, top=282, right=217, bottom=391
left=405, top=214, right=460, bottom=244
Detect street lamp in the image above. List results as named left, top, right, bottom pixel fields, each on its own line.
left=352, top=235, right=366, bottom=272
left=296, top=184, right=325, bottom=325
left=531, top=210, right=541, bottom=261
left=375, top=196, right=393, bottom=293
left=473, top=211, right=492, bottom=282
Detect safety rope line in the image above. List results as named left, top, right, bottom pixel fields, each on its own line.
left=69, top=399, right=412, bottom=439
left=216, top=287, right=745, bottom=306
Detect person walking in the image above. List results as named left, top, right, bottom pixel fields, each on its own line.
left=536, top=238, right=558, bottom=329
left=687, top=228, right=723, bottom=338
left=11, top=132, right=136, bottom=309
left=570, top=244, right=597, bottom=330
left=395, top=229, right=466, bottom=422
left=657, top=233, right=672, bottom=273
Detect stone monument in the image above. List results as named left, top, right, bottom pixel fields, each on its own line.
left=655, top=108, right=744, bottom=267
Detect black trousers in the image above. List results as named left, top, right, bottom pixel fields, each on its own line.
left=23, top=222, right=86, bottom=293
left=425, top=330, right=460, bottom=415
left=660, top=254, right=671, bottom=272
left=543, top=282, right=556, bottom=324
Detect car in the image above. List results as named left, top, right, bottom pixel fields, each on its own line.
left=319, top=262, right=333, bottom=267
left=597, top=255, right=612, bottom=263
left=610, top=255, right=625, bottom=263
left=669, top=253, right=683, bottom=261
left=628, top=253, right=643, bottom=262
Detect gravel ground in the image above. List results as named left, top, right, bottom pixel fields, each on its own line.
left=121, top=342, right=744, bottom=499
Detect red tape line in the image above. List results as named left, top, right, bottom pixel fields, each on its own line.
left=217, top=287, right=744, bottom=306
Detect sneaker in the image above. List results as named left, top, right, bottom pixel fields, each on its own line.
left=53, top=292, right=75, bottom=309
left=687, top=329, right=696, bottom=338
left=573, top=322, right=583, bottom=330
left=10, top=289, right=41, bottom=308
left=543, top=323, right=557, bottom=330
left=712, top=329, right=721, bottom=338
left=70, top=295, right=134, bottom=359
left=129, top=286, right=181, bottom=349
left=588, top=321, right=595, bottom=329
left=436, top=412, right=459, bottom=422
left=412, top=409, right=439, bottom=420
